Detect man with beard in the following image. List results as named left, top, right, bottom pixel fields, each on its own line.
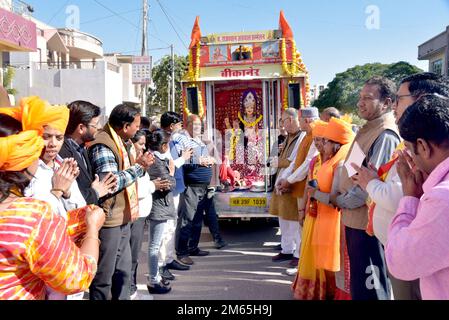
left=60, top=101, right=117, bottom=205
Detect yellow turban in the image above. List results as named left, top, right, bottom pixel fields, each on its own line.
left=312, top=120, right=328, bottom=138
left=322, top=117, right=355, bottom=145
left=0, top=96, right=69, bottom=135
left=0, top=130, right=44, bottom=171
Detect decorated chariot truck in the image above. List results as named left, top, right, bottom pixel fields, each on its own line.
left=181, top=11, right=311, bottom=219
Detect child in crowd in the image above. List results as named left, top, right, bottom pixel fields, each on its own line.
left=145, top=130, right=176, bottom=294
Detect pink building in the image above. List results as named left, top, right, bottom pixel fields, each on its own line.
left=0, top=0, right=36, bottom=53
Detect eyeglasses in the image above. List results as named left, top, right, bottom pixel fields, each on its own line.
left=86, top=123, right=101, bottom=130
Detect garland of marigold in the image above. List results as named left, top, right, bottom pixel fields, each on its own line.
left=281, top=38, right=298, bottom=77
left=187, top=44, right=201, bottom=81
left=184, top=44, right=205, bottom=118
left=228, top=129, right=241, bottom=161
left=237, top=112, right=263, bottom=128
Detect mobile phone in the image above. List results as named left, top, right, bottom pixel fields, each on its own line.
left=308, top=180, right=318, bottom=188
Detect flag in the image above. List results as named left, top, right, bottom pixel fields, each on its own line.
left=189, top=16, right=202, bottom=49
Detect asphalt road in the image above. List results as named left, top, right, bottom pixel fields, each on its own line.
left=135, top=218, right=296, bottom=300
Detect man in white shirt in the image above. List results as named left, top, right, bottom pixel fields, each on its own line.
left=274, top=107, right=319, bottom=263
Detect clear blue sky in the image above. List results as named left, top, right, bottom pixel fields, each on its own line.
left=26, top=0, right=449, bottom=86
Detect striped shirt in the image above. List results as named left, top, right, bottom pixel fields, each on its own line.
left=0, top=198, right=97, bottom=300
left=89, top=143, right=144, bottom=193
left=175, top=131, right=212, bottom=185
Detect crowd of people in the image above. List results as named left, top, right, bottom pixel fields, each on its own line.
left=1, top=71, right=449, bottom=300
left=0, top=93, right=227, bottom=300
left=268, top=72, right=449, bottom=300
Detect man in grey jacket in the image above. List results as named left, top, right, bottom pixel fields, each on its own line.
left=336, top=77, right=400, bottom=300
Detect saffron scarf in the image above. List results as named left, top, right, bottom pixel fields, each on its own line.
left=366, top=141, right=405, bottom=236
left=108, top=124, right=139, bottom=221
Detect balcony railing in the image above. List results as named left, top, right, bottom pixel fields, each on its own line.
left=58, top=29, right=103, bottom=47
left=33, top=60, right=100, bottom=70
left=30, top=60, right=121, bottom=73
left=11, top=0, right=33, bottom=16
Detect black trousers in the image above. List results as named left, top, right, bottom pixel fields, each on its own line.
left=345, top=226, right=391, bottom=300
left=89, top=223, right=132, bottom=300
left=200, top=193, right=222, bottom=242
left=176, top=184, right=208, bottom=257
left=129, top=217, right=147, bottom=295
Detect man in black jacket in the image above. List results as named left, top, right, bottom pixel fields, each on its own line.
left=59, top=100, right=117, bottom=204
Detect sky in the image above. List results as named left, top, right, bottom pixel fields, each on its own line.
left=24, top=0, right=449, bottom=86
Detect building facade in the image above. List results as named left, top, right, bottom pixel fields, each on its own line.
left=3, top=7, right=142, bottom=122
left=418, top=25, right=449, bottom=77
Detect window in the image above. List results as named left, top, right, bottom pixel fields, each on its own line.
left=432, top=59, right=443, bottom=75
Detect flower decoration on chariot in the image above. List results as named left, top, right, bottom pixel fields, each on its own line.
left=234, top=45, right=252, bottom=53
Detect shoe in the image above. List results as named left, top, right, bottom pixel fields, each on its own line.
left=286, top=267, right=298, bottom=276
left=178, top=256, right=194, bottom=265
left=272, top=253, right=293, bottom=262
left=189, top=248, right=210, bottom=257
left=130, top=291, right=138, bottom=300
left=161, top=278, right=171, bottom=286
left=159, top=266, right=175, bottom=281
left=166, top=260, right=190, bottom=271
left=147, top=282, right=171, bottom=294
left=289, top=257, right=299, bottom=267
left=214, top=238, right=228, bottom=249
left=274, top=244, right=282, bottom=251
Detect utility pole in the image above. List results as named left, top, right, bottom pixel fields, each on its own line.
left=167, top=77, right=171, bottom=112
left=141, top=0, right=148, bottom=117
left=171, top=44, right=175, bottom=112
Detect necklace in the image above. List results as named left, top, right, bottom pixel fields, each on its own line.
left=229, top=129, right=241, bottom=161
left=238, top=112, right=263, bottom=128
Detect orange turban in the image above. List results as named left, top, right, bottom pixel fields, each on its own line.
left=322, top=117, right=355, bottom=145
left=312, top=120, right=328, bottom=138
left=0, top=130, right=44, bottom=171
left=0, top=96, right=69, bottom=135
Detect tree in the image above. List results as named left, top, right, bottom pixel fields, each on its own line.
left=313, top=61, right=423, bottom=113
left=2, top=66, right=18, bottom=96
left=147, top=54, right=188, bottom=116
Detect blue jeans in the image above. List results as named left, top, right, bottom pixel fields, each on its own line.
left=148, top=219, right=167, bottom=284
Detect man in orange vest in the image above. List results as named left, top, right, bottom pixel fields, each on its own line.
left=275, top=107, right=319, bottom=264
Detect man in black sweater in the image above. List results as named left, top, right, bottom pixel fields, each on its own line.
left=59, top=100, right=117, bottom=205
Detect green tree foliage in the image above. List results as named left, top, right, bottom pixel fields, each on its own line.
left=147, top=55, right=188, bottom=116
left=2, top=66, right=18, bottom=96
left=313, top=61, right=423, bottom=113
